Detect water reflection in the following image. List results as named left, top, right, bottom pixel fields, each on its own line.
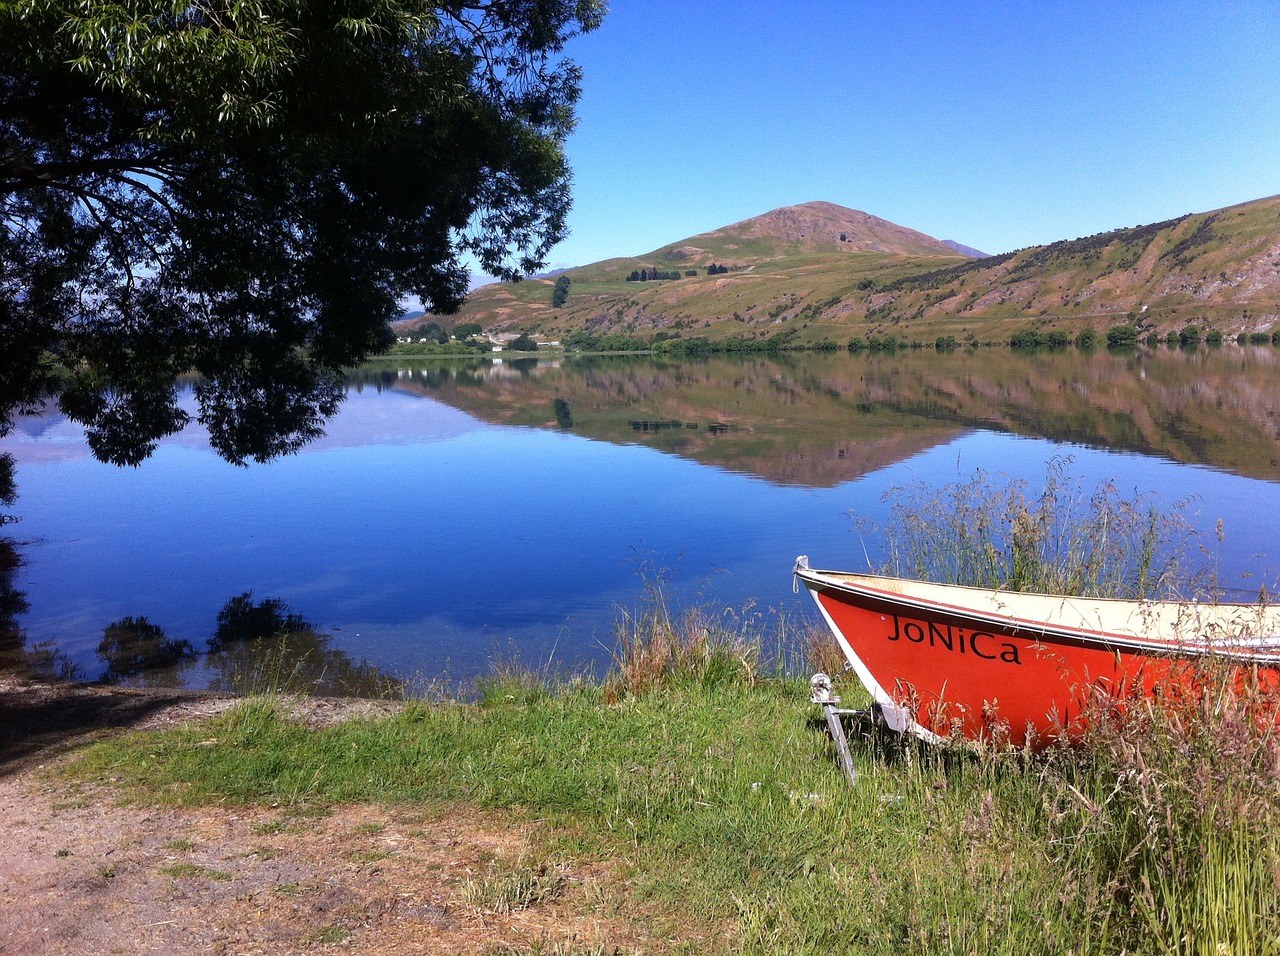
left=353, top=347, right=1280, bottom=483
left=5, top=349, right=1280, bottom=692
left=0, top=538, right=31, bottom=671
left=0, top=537, right=79, bottom=681
left=201, top=593, right=401, bottom=697
left=97, top=617, right=196, bottom=686
left=2, top=561, right=402, bottom=696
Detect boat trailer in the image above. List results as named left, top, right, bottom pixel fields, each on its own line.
left=808, top=671, right=875, bottom=786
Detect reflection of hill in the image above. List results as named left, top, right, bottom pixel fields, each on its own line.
left=358, top=356, right=963, bottom=487
left=352, top=348, right=1280, bottom=485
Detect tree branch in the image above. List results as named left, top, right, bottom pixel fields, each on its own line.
left=0, top=155, right=177, bottom=196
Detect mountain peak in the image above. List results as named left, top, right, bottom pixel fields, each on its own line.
left=665, top=201, right=965, bottom=259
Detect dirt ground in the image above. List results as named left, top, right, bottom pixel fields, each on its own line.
left=0, top=677, right=656, bottom=955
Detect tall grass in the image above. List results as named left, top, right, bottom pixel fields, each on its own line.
left=862, top=455, right=1202, bottom=598
left=1062, top=668, right=1280, bottom=954
left=848, top=457, right=1280, bottom=951
left=601, top=566, right=827, bottom=703
left=604, top=586, right=759, bottom=702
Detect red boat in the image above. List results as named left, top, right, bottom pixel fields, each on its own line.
left=794, top=556, right=1280, bottom=745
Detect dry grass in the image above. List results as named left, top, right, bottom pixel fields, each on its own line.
left=603, top=599, right=760, bottom=704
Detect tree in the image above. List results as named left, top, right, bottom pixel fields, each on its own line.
left=400, top=320, right=447, bottom=344
left=551, top=274, right=570, bottom=307
left=0, top=0, right=604, bottom=466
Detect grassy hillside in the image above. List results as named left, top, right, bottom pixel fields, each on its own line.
left=443, top=195, right=1280, bottom=346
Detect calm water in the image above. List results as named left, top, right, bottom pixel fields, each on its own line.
left=3, top=347, right=1280, bottom=691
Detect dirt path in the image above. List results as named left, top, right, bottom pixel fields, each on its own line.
left=0, top=678, right=648, bottom=955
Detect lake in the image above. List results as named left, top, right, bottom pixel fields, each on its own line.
left=3, top=346, right=1280, bottom=693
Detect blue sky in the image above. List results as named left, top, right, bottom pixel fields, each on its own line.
left=540, top=0, right=1280, bottom=269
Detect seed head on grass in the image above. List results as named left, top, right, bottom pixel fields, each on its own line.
left=604, top=591, right=761, bottom=704
left=859, top=454, right=1203, bottom=599
left=1055, top=661, right=1280, bottom=951
left=797, top=620, right=847, bottom=679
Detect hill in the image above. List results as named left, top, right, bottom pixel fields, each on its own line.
left=442, top=196, right=1280, bottom=346
left=659, top=200, right=968, bottom=259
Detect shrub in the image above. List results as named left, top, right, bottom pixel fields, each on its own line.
left=1106, top=324, right=1140, bottom=349
left=1046, top=330, right=1072, bottom=348
left=1009, top=328, right=1046, bottom=349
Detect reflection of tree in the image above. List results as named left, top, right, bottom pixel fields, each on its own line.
left=3, top=562, right=399, bottom=694
left=97, top=617, right=196, bottom=688
left=204, top=592, right=401, bottom=698
left=0, top=537, right=29, bottom=672
left=1, top=452, right=16, bottom=526
left=209, top=593, right=311, bottom=652
left=0, top=537, right=79, bottom=681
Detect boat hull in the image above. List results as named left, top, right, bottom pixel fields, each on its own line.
left=794, top=559, right=1280, bottom=745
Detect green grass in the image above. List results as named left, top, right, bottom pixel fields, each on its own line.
left=159, top=862, right=232, bottom=881
left=61, top=670, right=1280, bottom=954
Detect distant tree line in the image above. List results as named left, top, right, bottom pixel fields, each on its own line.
left=626, top=268, right=683, bottom=282
left=564, top=327, right=850, bottom=355
left=399, top=320, right=448, bottom=344
left=1005, top=321, right=1247, bottom=352
left=559, top=318, right=1279, bottom=358
left=624, top=263, right=735, bottom=282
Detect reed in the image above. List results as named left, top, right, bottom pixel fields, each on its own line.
left=864, top=454, right=1200, bottom=599
left=602, top=569, right=765, bottom=703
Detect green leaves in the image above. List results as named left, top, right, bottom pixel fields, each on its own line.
left=1, top=0, right=602, bottom=465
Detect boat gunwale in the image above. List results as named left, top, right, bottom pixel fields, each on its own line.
left=796, top=565, right=1280, bottom=665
